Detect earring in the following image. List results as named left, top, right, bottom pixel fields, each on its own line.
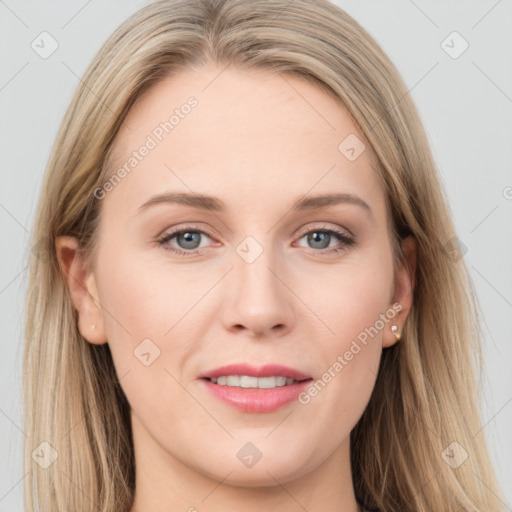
left=91, top=324, right=96, bottom=331
left=391, top=324, right=402, bottom=340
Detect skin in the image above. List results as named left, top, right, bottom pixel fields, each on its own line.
left=56, top=63, right=416, bottom=512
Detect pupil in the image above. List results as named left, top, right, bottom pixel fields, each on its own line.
left=175, top=231, right=332, bottom=251
left=178, top=232, right=201, bottom=249
left=308, top=232, right=330, bottom=249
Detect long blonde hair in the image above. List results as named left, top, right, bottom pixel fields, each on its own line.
left=24, top=1, right=505, bottom=510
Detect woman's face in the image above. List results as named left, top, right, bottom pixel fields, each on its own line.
left=62, top=64, right=413, bottom=491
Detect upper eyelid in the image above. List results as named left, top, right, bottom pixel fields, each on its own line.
left=159, top=225, right=214, bottom=241
left=295, top=223, right=353, bottom=238
left=159, top=224, right=353, bottom=247
left=160, top=224, right=351, bottom=239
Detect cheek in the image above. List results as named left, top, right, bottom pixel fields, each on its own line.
left=93, top=248, right=200, bottom=426
left=93, top=243, right=218, bottom=379
left=96, top=241, right=197, bottom=333
left=298, top=249, right=394, bottom=421
left=93, top=247, right=177, bottom=372
left=307, top=250, right=394, bottom=348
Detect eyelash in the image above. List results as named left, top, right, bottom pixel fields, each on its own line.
left=157, top=225, right=355, bottom=258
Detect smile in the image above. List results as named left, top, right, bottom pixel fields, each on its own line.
left=208, top=375, right=304, bottom=388
left=198, top=363, right=313, bottom=413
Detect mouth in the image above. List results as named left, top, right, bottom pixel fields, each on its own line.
left=204, top=375, right=310, bottom=388
left=198, top=363, right=314, bottom=413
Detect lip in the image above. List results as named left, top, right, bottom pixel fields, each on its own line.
left=198, top=363, right=313, bottom=413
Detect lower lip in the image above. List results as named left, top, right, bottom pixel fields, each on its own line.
left=200, top=379, right=313, bottom=413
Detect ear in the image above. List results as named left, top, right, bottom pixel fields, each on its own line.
left=55, top=236, right=107, bottom=345
left=382, top=235, right=417, bottom=348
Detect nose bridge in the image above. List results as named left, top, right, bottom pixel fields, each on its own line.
left=234, top=235, right=286, bottom=307
left=222, top=234, right=295, bottom=335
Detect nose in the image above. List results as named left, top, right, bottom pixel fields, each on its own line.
left=220, top=246, right=295, bottom=339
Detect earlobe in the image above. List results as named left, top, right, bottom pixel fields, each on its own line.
left=390, top=324, right=402, bottom=341
left=55, top=235, right=108, bottom=345
left=383, top=235, right=417, bottom=348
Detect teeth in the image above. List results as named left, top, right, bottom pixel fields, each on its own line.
left=226, top=375, right=239, bottom=386
left=240, top=376, right=258, bottom=388
left=276, top=376, right=287, bottom=386
left=210, top=375, right=300, bottom=389
left=258, top=376, right=277, bottom=389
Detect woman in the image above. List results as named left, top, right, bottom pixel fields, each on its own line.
left=23, top=0, right=506, bottom=511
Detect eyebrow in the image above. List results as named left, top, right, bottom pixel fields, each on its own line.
left=137, top=191, right=373, bottom=217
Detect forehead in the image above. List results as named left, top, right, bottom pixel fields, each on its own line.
left=103, top=64, right=385, bottom=219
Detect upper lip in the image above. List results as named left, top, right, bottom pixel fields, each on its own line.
left=198, top=363, right=312, bottom=381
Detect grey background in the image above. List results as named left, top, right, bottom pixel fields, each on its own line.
left=1, top=0, right=510, bottom=509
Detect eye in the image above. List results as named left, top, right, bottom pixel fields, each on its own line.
left=157, top=227, right=214, bottom=257
left=157, top=224, right=355, bottom=257
left=294, top=225, right=355, bottom=255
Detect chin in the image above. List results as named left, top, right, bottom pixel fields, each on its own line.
left=198, top=449, right=312, bottom=488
